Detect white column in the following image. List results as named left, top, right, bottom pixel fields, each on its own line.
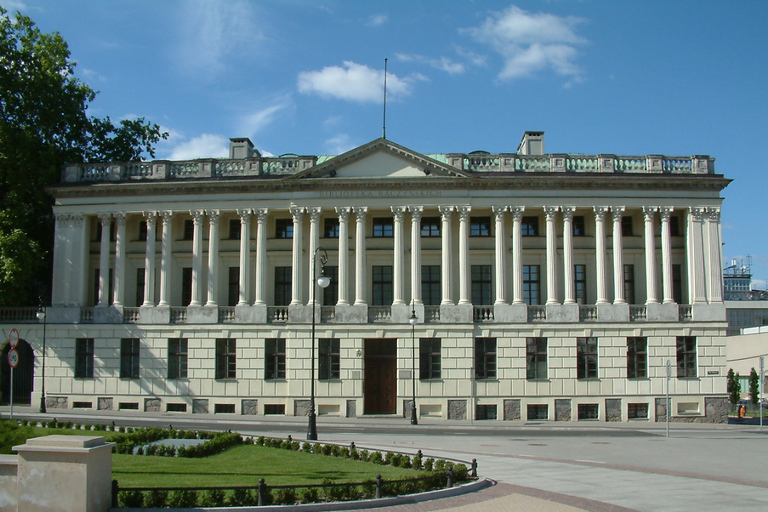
left=611, top=206, right=625, bottom=304
left=97, top=213, right=111, bottom=307
left=689, top=207, right=707, bottom=304
left=391, top=206, right=406, bottom=305
left=189, top=210, right=205, bottom=306
left=335, top=207, right=351, bottom=305
left=439, top=206, right=454, bottom=305
left=706, top=207, right=723, bottom=303
left=511, top=206, right=525, bottom=305
left=492, top=206, right=507, bottom=305
left=206, top=209, right=220, bottom=306
left=562, top=206, right=575, bottom=305
left=660, top=207, right=675, bottom=304
left=353, top=206, right=368, bottom=305
left=594, top=206, right=609, bottom=304
left=237, top=209, right=251, bottom=306
left=409, top=206, right=423, bottom=305
left=254, top=208, right=268, bottom=306
left=290, top=206, right=305, bottom=306
left=112, top=212, right=127, bottom=307
left=544, top=206, right=559, bottom=305
left=158, top=211, right=173, bottom=307
left=142, top=211, right=157, bottom=306
left=457, top=206, right=471, bottom=305
left=71, top=215, right=88, bottom=306
left=51, top=214, right=69, bottom=306
left=643, top=206, right=659, bottom=304
left=307, top=207, right=322, bottom=305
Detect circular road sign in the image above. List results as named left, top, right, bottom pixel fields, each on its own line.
left=8, top=348, right=19, bottom=368
left=8, top=328, right=19, bottom=348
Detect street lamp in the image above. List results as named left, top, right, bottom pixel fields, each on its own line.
left=36, top=307, right=47, bottom=414
left=308, top=247, right=330, bottom=441
left=409, top=307, right=418, bottom=425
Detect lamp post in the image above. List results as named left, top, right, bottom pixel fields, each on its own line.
left=409, top=307, right=418, bottom=425
left=308, top=247, right=330, bottom=441
left=36, top=307, right=47, bottom=414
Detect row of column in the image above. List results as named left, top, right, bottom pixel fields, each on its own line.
left=77, top=204, right=723, bottom=309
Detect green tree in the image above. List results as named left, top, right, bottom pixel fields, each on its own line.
left=727, top=368, right=741, bottom=404
left=749, top=367, right=759, bottom=404
left=0, top=7, right=166, bottom=305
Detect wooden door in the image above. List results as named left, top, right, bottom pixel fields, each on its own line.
left=364, top=339, right=397, bottom=414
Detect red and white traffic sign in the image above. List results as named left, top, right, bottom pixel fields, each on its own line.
left=8, top=328, right=19, bottom=347
left=8, top=348, right=19, bottom=368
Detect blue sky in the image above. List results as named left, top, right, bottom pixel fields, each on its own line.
left=6, top=1, right=768, bottom=286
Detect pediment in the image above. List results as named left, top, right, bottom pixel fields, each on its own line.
left=291, top=138, right=470, bottom=180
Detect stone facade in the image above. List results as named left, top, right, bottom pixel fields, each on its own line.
left=504, top=399, right=521, bottom=420
left=241, top=399, right=257, bottom=415
left=193, top=399, right=209, bottom=414
left=605, top=399, right=622, bottom=422
left=555, top=399, right=572, bottom=421
left=98, top=397, right=113, bottom=410
left=448, top=400, right=467, bottom=420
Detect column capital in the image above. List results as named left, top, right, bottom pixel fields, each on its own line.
left=561, top=206, right=576, bottom=220
left=113, top=212, right=127, bottom=226
left=659, top=206, right=674, bottom=220
left=611, top=206, right=625, bottom=221
left=352, top=206, right=368, bottom=217
left=161, top=210, right=173, bottom=223
left=391, top=205, right=407, bottom=219
left=491, top=205, right=507, bottom=219
left=544, top=206, right=559, bottom=220
left=290, top=205, right=305, bottom=219
left=509, top=206, right=525, bottom=220
left=706, top=207, right=720, bottom=222
left=593, top=206, right=609, bottom=220
left=307, top=206, right=322, bottom=222
left=190, top=209, right=205, bottom=224
left=254, top=207, right=268, bottom=221
left=144, top=210, right=158, bottom=222
left=456, top=205, right=471, bottom=220
left=690, top=206, right=706, bottom=221
left=408, top=205, right=423, bottom=220
left=207, top=209, right=221, bottom=223
left=439, top=205, right=454, bottom=219
left=335, top=206, right=351, bottom=221
left=97, top=212, right=112, bottom=223
left=237, top=208, right=252, bottom=223
left=642, top=206, right=658, bottom=220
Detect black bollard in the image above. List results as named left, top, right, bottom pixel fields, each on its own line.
left=375, top=475, right=383, bottom=499
left=446, top=467, right=454, bottom=488
left=258, top=478, right=267, bottom=506
left=471, top=458, right=478, bottom=478
left=111, top=480, right=119, bottom=508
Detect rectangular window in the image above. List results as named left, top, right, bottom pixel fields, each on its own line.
left=419, top=338, right=441, bottom=380
left=526, top=337, right=548, bottom=379
left=120, top=338, right=140, bottom=379
left=422, top=265, right=441, bottom=306
left=275, top=218, right=293, bottom=239
left=372, top=217, right=394, bottom=237
left=574, top=264, right=587, bottom=305
left=621, top=216, right=633, bottom=237
left=372, top=265, right=393, bottom=306
left=75, top=338, right=94, bottom=379
left=676, top=336, right=697, bottom=378
left=181, top=267, right=192, bottom=306
left=182, top=219, right=194, bottom=240
left=471, top=265, right=492, bottom=305
left=672, top=264, right=683, bottom=304
left=322, top=266, right=338, bottom=306
left=168, top=338, right=188, bottom=379
left=523, top=265, right=541, bottom=305
left=138, top=221, right=148, bottom=241
left=577, top=337, right=598, bottom=379
left=323, top=218, right=340, bottom=238
left=624, top=264, right=635, bottom=304
left=527, top=404, right=548, bottom=420
left=470, top=216, right=491, bottom=237
left=265, top=338, right=286, bottom=380
left=627, top=337, right=647, bottom=379
left=228, top=267, right=239, bottom=306
left=628, top=403, right=649, bottom=419
left=522, top=216, right=539, bottom=236
left=319, top=338, right=340, bottom=380
left=572, top=215, right=586, bottom=236
left=215, top=338, right=236, bottom=380
left=476, top=404, right=498, bottom=420
left=136, top=268, right=145, bottom=306
left=274, top=267, right=292, bottom=306
left=474, top=338, right=496, bottom=380
left=578, top=404, right=599, bottom=420
left=421, top=217, right=440, bottom=237
left=669, top=215, right=681, bottom=237
left=229, top=219, right=241, bottom=240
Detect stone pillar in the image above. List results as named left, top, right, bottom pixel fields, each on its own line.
left=544, top=206, right=559, bottom=305
left=254, top=208, right=268, bottom=306
left=143, top=211, right=157, bottom=306
left=158, top=211, right=173, bottom=307
left=457, top=206, right=471, bottom=305
left=409, top=206, right=423, bottom=305
left=71, top=215, right=88, bottom=307
left=689, top=207, right=707, bottom=304
left=562, top=206, right=575, bottom=305
left=307, top=207, right=322, bottom=305
left=51, top=214, right=69, bottom=306
left=492, top=206, right=507, bottom=305
left=237, top=209, right=251, bottom=306
left=439, top=206, right=454, bottom=305
left=643, top=206, right=659, bottom=304
left=511, top=206, right=525, bottom=304
left=189, top=209, right=205, bottom=306
left=660, top=207, right=675, bottom=304
left=290, top=206, right=305, bottom=306
left=206, top=209, right=220, bottom=306
left=706, top=207, right=724, bottom=303
left=336, top=207, right=351, bottom=305
left=594, top=206, right=609, bottom=304
left=353, top=206, right=368, bottom=305
left=97, top=213, right=111, bottom=307
left=392, top=206, right=406, bottom=305
left=112, top=212, right=127, bottom=307
left=611, top=207, right=625, bottom=304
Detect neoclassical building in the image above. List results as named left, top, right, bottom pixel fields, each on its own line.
left=0, top=132, right=731, bottom=422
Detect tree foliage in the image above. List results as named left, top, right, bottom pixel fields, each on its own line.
left=0, top=7, right=166, bottom=305
left=726, top=368, right=741, bottom=404
left=749, top=367, right=759, bottom=404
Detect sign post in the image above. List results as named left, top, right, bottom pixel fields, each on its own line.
left=666, top=360, right=671, bottom=438
left=760, top=356, right=764, bottom=428
left=7, top=328, right=19, bottom=419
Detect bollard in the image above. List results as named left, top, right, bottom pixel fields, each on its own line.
left=350, top=441, right=356, bottom=450
left=375, top=475, right=383, bottom=499
left=471, top=458, right=478, bottom=478
left=112, top=480, right=119, bottom=508
left=258, top=478, right=267, bottom=506
left=287, top=435, right=292, bottom=442
left=446, top=467, right=454, bottom=488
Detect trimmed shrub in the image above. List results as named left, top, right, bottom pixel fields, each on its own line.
left=118, top=490, right=144, bottom=508
left=167, top=489, right=197, bottom=508
left=368, top=451, right=384, bottom=464
left=230, top=488, right=255, bottom=506
left=301, top=487, right=319, bottom=503
left=274, top=487, right=297, bottom=505
left=144, top=489, right=168, bottom=508
left=199, top=489, right=226, bottom=507
left=423, top=457, right=435, bottom=471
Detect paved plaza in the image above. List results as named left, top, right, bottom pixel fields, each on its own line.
left=3, top=407, right=767, bottom=511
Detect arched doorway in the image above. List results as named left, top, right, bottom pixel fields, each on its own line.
left=1, top=339, right=35, bottom=405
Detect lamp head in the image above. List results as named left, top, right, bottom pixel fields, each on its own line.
left=317, top=275, right=331, bottom=288
left=36, top=311, right=46, bottom=321
left=409, top=314, right=418, bottom=326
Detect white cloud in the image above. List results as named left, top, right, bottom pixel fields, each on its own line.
left=463, top=5, right=587, bottom=81
left=396, top=53, right=465, bottom=75
left=324, top=134, right=356, bottom=155
left=167, top=134, right=229, bottom=160
left=237, top=96, right=292, bottom=139
left=81, top=68, right=107, bottom=83
left=367, top=13, right=388, bottom=26
left=297, top=61, right=412, bottom=103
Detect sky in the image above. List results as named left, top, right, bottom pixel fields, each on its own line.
left=5, top=0, right=768, bottom=286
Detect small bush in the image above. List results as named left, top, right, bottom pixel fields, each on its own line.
left=301, top=487, right=319, bottom=503
left=144, top=489, right=168, bottom=508
left=423, top=458, right=435, bottom=471
left=73, top=423, right=81, bottom=430
left=412, top=455, right=422, bottom=469
left=118, top=490, right=144, bottom=508
left=301, top=441, right=311, bottom=452
left=350, top=447, right=359, bottom=460
left=274, top=487, right=297, bottom=505
left=230, top=488, right=255, bottom=506
left=434, top=459, right=446, bottom=472
left=369, top=451, right=383, bottom=464
left=199, top=489, right=226, bottom=507
left=167, top=489, right=197, bottom=507
left=19, top=419, right=28, bottom=427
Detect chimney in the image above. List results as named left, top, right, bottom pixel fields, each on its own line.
left=517, top=131, right=545, bottom=155
left=229, top=138, right=256, bottom=159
